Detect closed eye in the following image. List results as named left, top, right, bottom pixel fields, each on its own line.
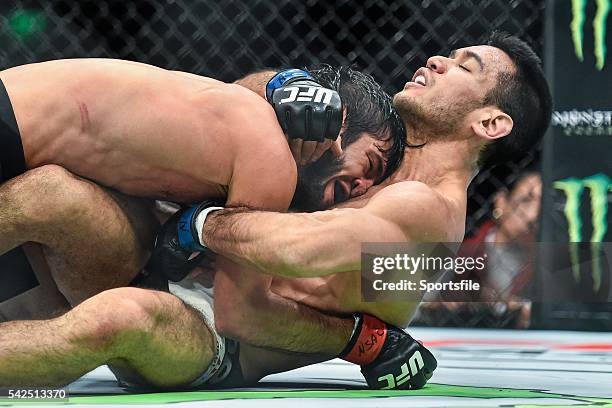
left=459, top=65, right=470, bottom=72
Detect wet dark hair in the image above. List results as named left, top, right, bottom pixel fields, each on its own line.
left=309, top=65, right=406, bottom=179
left=478, top=32, right=552, bottom=169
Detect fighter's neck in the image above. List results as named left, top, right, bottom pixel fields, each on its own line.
left=388, top=137, right=478, bottom=190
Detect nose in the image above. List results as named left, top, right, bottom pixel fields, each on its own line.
left=426, top=55, right=449, bottom=74
left=350, top=177, right=374, bottom=198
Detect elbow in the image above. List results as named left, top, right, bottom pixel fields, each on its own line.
left=214, top=291, right=268, bottom=342
left=214, top=317, right=240, bottom=340
left=213, top=292, right=243, bottom=338
left=214, top=307, right=248, bottom=341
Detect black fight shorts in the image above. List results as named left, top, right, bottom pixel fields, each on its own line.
left=0, top=79, right=38, bottom=303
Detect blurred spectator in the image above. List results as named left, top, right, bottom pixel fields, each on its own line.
left=470, top=168, right=542, bottom=298
left=415, top=167, right=542, bottom=329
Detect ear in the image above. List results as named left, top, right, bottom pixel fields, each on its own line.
left=493, top=190, right=508, bottom=217
left=470, top=108, right=513, bottom=141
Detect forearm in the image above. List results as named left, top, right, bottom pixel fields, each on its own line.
left=214, top=265, right=353, bottom=354
left=203, top=207, right=360, bottom=277
left=239, top=343, right=332, bottom=384
left=239, top=293, right=352, bottom=355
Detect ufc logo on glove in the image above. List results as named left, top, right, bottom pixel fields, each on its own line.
left=377, top=350, right=425, bottom=390
left=278, top=86, right=334, bottom=104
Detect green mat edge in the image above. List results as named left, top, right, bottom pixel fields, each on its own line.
left=1, top=384, right=610, bottom=406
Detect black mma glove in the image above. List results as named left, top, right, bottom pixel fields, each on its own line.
left=339, top=314, right=437, bottom=390
left=147, top=200, right=223, bottom=282
left=266, top=69, right=343, bottom=142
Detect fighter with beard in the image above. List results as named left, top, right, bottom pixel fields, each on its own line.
left=0, top=65, right=413, bottom=389
left=0, top=61, right=402, bottom=307
left=0, top=33, right=551, bottom=391
left=152, top=32, right=552, bottom=387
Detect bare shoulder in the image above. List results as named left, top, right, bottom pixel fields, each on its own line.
left=205, top=84, right=296, bottom=207
left=196, top=83, right=274, bottom=117
left=197, top=83, right=284, bottom=137
left=366, top=181, right=461, bottom=241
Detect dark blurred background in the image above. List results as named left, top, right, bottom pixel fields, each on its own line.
left=0, top=0, right=544, bottom=239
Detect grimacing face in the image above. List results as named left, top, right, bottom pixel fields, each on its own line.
left=291, top=133, right=391, bottom=211
left=393, top=45, right=515, bottom=137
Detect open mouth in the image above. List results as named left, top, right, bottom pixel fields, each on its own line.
left=407, top=67, right=428, bottom=87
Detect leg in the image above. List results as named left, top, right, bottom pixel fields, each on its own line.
left=0, top=244, right=70, bottom=321
left=0, top=165, right=158, bottom=306
left=0, top=287, right=215, bottom=388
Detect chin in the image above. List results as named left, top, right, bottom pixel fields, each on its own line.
left=394, top=97, right=425, bottom=123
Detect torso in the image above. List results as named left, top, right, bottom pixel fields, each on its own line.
left=269, top=180, right=467, bottom=326
left=0, top=59, right=263, bottom=202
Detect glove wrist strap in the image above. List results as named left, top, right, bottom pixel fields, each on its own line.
left=339, top=314, right=388, bottom=365
left=177, top=203, right=222, bottom=252
left=266, top=69, right=313, bottom=101
left=194, top=206, right=223, bottom=249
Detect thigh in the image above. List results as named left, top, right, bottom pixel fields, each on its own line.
left=0, top=165, right=160, bottom=310
left=41, top=176, right=159, bottom=305
left=102, top=288, right=216, bottom=389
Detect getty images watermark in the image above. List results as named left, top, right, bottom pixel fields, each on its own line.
left=360, top=242, right=612, bottom=302
left=371, top=251, right=484, bottom=292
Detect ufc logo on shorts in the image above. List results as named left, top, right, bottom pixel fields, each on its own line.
left=278, top=86, right=333, bottom=104
left=377, top=350, right=425, bottom=389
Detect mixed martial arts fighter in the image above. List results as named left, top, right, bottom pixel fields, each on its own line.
left=0, top=59, right=404, bottom=305
left=0, top=33, right=551, bottom=391
left=0, top=65, right=419, bottom=389
left=152, top=32, right=552, bottom=386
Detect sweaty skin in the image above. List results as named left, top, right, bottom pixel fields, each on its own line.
left=0, top=43, right=537, bottom=388
left=210, top=173, right=467, bottom=331
left=201, top=44, right=518, bottom=330
left=0, top=59, right=296, bottom=205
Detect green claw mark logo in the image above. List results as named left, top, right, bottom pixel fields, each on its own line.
left=571, top=0, right=610, bottom=70
left=553, top=173, right=611, bottom=291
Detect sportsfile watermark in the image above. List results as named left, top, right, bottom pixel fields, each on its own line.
left=361, top=242, right=612, bottom=302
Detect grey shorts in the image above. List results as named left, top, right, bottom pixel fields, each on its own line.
left=115, top=279, right=243, bottom=389
left=167, top=280, right=227, bottom=387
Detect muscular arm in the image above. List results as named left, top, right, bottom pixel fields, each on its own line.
left=202, top=183, right=441, bottom=278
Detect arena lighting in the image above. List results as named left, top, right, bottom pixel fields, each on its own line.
left=8, top=9, right=46, bottom=38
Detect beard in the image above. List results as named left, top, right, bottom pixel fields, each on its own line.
left=291, top=150, right=344, bottom=211
left=393, top=92, right=480, bottom=138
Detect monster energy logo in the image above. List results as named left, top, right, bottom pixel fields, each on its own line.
left=553, top=173, right=611, bottom=291
left=571, top=0, right=610, bottom=70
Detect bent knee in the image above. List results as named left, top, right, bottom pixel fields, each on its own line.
left=73, top=288, right=161, bottom=348
left=13, top=165, right=93, bottom=220
left=17, top=165, right=78, bottom=195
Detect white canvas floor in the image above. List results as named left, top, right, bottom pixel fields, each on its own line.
left=2, top=328, right=611, bottom=407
